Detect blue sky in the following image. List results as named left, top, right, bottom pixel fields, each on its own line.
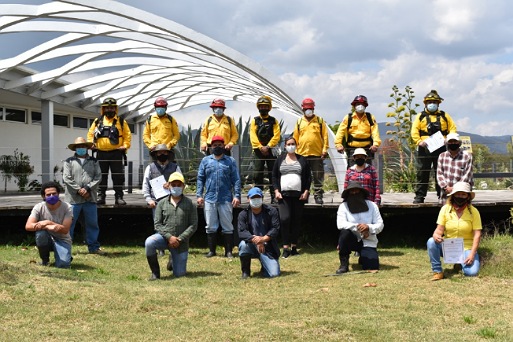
left=3, top=0, right=513, bottom=136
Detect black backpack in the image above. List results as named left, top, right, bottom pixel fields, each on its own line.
left=255, top=116, right=276, bottom=146
left=418, top=111, right=448, bottom=136
left=342, top=112, right=374, bottom=147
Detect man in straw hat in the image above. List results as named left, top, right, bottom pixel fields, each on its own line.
left=335, top=181, right=384, bottom=274
left=63, top=137, right=104, bottom=254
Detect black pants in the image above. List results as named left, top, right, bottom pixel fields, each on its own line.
left=415, top=145, right=445, bottom=199
left=253, top=149, right=276, bottom=192
left=338, top=229, right=379, bottom=270
left=345, top=146, right=374, bottom=168
left=278, top=195, right=305, bottom=246
left=97, top=149, right=125, bottom=198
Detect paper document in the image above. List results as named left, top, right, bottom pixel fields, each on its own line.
left=424, top=131, right=445, bottom=153
left=149, top=175, right=171, bottom=200
left=442, top=238, right=464, bottom=264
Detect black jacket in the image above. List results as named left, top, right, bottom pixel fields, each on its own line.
left=238, top=204, right=281, bottom=259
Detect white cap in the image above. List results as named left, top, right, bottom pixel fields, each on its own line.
left=352, top=148, right=367, bottom=157
left=446, top=132, right=460, bottom=142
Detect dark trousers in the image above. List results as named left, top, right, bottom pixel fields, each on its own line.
left=415, top=145, right=445, bottom=199
left=253, top=149, right=276, bottom=192
left=338, top=229, right=379, bottom=270
left=278, top=195, right=305, bottom=246
left=345, top=146, right=374, bottom=168
left=97, top=149, right=125, bottom=198
left=305, top=156, right=324, bottom=197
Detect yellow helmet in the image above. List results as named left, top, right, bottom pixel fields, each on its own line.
left=423, top=90, right=444, bottom=103
left=256, top=95, right=272, bottom=110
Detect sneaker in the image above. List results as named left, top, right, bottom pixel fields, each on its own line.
left=96, top=197, right=106, bottom=205
left=205, top=251, right=216, bottom=258
left=431, top=272, right=444, bottom=281
left=291, top=247, right=299, bottom=256
left=90, top=248, right=106, bottom=255
left=282, top=249, right=291, bottom=258
left=413, top=197, right=424, bottom=204
left=115, top=198, right=126, bottom=205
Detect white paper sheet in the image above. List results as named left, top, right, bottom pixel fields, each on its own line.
left=442, top=238, right=465, bottom=264
left=149, top=175, right=171, bottom=200
left=424, top=131, right=445, bottom=153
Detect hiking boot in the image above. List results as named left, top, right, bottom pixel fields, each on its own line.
left=431, top=272, right=444, bottom=281
left=282, top=249, right=291, bottom=259
left=413, top=197, right=424, bottom=204
left=115, top=197, right=126, bottom=205
left=314, top=196, right=323, bottom=205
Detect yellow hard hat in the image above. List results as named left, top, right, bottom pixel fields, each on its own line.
left=423, top=90, right=444, bottom=103
left=256, top=95, right=272, bottom=110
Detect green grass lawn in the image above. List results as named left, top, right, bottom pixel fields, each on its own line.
left=1, top=235, right=513, bottom=341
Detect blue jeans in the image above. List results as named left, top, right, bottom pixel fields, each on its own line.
left=238, top=240, right=280, bottom=278
left=145, top=233, right=189, bottom=277
left=427, top=237, right=480, bottom=276
left=204, top=201, right=234, bottom=234
left=70, top=202, right=101, bottom=253
left=36, top=231, right=72, bottom=268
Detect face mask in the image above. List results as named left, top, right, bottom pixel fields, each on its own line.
left=249, top=197, right=263, bottom=208
left=156, top=154, right=169, bottom=163
left=304, top=109, right=314, bottom=117
left=355, top=105, right=366, bottom=114
left=452, top=196, right=468, bottom=206
left=212, top=146, right=224, bottom=156
left=447, top=143, right=460, bottom=151
left=285, top=145, right=296, bottom=153
left=75, top=148, right=88, bottom=157
left=170, top=186, right=183, bottom=197
left=426, top=103, right=438, bottom=113
left=259, top=109, right=270, bottom=117
left=45, top=195, right=59, bottom=205
left=105, top=112, right=116, bottom=118
left=355, top=158, right=365, bottom=166
left=213, top=108, right=224, bottom=116
left=155, top=107, right=166, bottom=116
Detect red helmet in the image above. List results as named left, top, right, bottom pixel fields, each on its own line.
left=301, top=98, right=315, bottom=109
left=154, top=97, right=168, bottom=107
left=210, top=98, right=226, bottom=109
left=351, top=95, right=368, bottom=107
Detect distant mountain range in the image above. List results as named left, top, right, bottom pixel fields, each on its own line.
left=378, top=122, right=511, bottom=154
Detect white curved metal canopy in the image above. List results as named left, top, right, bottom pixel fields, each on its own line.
left=0, top=0, right=303, bottom=122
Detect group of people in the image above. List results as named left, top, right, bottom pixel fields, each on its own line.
left=24, top=90, right=482, bottom=281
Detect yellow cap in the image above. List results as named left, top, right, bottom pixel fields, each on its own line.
left=168, top=172, right=185, bottom=184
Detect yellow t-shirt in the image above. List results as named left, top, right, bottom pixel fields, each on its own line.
left=436, top=204, right=482, bottom=250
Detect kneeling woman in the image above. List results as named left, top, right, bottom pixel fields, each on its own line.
left=427, top=181, right=482, bottom=281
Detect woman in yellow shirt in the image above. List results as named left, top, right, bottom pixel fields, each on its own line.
left=427, top=182, right=482, bottom=281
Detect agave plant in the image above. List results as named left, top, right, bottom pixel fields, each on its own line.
left=174, top=125, right=204, bottom=187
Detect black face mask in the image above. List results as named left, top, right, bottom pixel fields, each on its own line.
left=355, top=158, right=365, bottom=166
left=447, top=143, right=460, bottom=151
left=105, top=112, right=115, bottom=118
left=212, top=146, right=224, bottom=156
left=156, top=154, right=169, bottom=163
left=259, top=109, right=270, bottom=117
left=452, top=196, right=468, bottom=206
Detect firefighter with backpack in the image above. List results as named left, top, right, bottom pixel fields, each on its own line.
left=335, top=95, right=381, bottom=167
left=411, top=90, right=457, bottom=204
left=143, top=97, right=180, bottom=161
left=250, top=95, right=281, bottom=203
left=87, top=97, right=132, bottom=205
left=200, top=98, right=238, bottom=156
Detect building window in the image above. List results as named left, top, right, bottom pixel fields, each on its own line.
left=54, top=114, right=69, bottom=127
left=73, top=116, right=89, bottom=129
left=128, top=122, right=136, bottom=134
left=5, top=108, right=26, bottom=123
left=32, top=111, right=42, bottom=124
left=0, top=107, right=4, bottom=120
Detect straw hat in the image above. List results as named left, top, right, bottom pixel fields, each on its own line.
left=68, top=137, right=93, bottom=151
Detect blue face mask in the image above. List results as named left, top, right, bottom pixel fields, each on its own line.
left=213, top=108, right=224, bottom=116
left=45, top=195, right=60, bottom=205
left=426, top=103, right=438, bottom=113
left=155, top=107, right=167, bottom=116
left=75, top=148, right=88, bottom=157
left=170, top=186, right=183, bottom=197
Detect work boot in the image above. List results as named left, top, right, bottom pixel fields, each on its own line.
left=413, top=197, right=424, bottom=204
left=240, top=256, right=251, bottom=279
left=97, top=192, right=106, bottom=205
left=336, top=255, right=350, bottom=274
left=115, top=197, right=126, bottom=205
left=431, top=272, right=444, bottom=281
left=166, top=254, right=173, bottom=272
left=314, top=195, right=323, bottom=205
left=224, top=234, right=234, bottom=258
left=37, top=244, right=51, bottom=266
left=206, top=233, right=217, bottom=258
left=146, top=255, right=160, bottom=281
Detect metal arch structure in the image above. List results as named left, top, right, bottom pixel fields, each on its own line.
left=0, top=0, right=346, bottom=189
left=0, top=0, right=303, bottom=121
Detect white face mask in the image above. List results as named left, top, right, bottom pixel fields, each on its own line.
left=285, top=145, right=296, bottom=153
left=249, top=197, right=263, bottom=208
left=426, top=103, right=438, bottom=113
left=355, top=105, right=366, bottom=114
left=304, top=109, right=314, bottom=117
left=213, top=108, right=224, bottom=116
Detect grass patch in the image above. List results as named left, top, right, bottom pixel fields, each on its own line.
left=1, top=237, right=513, bottom=341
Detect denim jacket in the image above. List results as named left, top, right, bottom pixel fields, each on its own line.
left=196, top=155, right=241, bottom=203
